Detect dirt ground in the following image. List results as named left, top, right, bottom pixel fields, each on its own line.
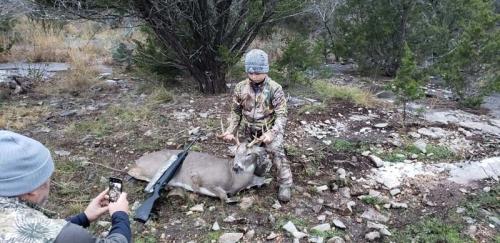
left=1, top=72, right=499, bottom=243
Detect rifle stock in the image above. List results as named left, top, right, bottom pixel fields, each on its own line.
left=134, top=185, right=161, bottom=223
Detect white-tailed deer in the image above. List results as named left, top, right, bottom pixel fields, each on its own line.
left=128, top=126, right=269, bottom=201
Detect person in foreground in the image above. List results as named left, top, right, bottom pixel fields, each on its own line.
left=0, top=130, right=131, bottom=243
left=219, top=49, right=294, bottom=202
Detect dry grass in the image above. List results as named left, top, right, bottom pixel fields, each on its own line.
left=313, top=80, right=378, bottom=107
left=1, top=16, right=137, bottom=64
left=4, top=17, right=69, bottom=62
left=61, top=48, right=100, bottom=91
left=0, top=104, right=51, bottom=130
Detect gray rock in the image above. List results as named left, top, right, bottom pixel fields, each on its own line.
left=456, top=207, right=466, bottom=214
left=413, top=140, right=427, bottom=153
left=104, top=79, right=118, bottom=86
left=311, top=223, right=331, bottom=232
left=463, top=216, right=476, bottom=224
left=223, top=214, right=237, bottom=223
left=316, top=185, right=329, bottom=192
left=272, top=200, right=282, bottom=210
left=418, top=127, right=449, bottom=139
left=481, top=93, right=500, bottom=119
left=489, top=216, right=500, bottom=226
left=97, top=221, right=111, bottom=227
left=368, top=155, right=384, bottom=168
left=212, top=221, right=220, bottom=231
left=390, top=189, right=401, bottom=196
left=364, top=231, right=381, bottom=241
left=367, top=221, right=388, bottom=230
left=54, top=150, right=71, bottom=156
left=346, top=201, right=356, bottom=213
left=326, top=236, right=345, bottom=243
left=339, top=187, right=351, bottom=198
left=374, top=123, right=388, bottom=128
left=267, top=232, right=278, bottom=240
left=336, top=168, right=347, bottom=183
left=309, top=236, right=324, bottom=243
left=194, top=217, right=207, bottom=227
left=283, top=221, right=307, bottom=239
left=361, top=208, right=389, bottom=223
left=218, top=233, right=244, bottom=243
left=380, top=228, right=392, bottom=236
left=332, top=219, right=346, bottom=229
left=376, top=90, right=395, bottom=99
left=408, top=132, right=421, bottom=139
left=60, top=110, right=77, bottom=117
left=244, top=229, right=255, bottom=240
left=390, top=202, right=408, bottom=209
left=448, top=157, right=500, bottom=185
left=458, top=127, right=474, bottom=137
left=190, top=203, right=204, bottom=212
left=465, top=225, right=477, bottom=237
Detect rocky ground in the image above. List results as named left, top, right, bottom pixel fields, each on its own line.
left=0, top=64, right=499, bottom=243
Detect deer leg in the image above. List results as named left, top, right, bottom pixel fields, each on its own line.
left=205, top=186, right=228, bottom=202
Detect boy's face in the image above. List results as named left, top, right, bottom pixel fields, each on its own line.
left=248, top=73, right=267, bottom=83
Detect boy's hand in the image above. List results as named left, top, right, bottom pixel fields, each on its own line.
left=219, top=132, right=236, bottom=143
left=260, top=131, right=274, bottom=144
left=84, top=189, right=110, bottom=222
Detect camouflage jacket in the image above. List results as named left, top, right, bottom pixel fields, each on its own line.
left=0, top=197, right=129, bottom=243
left=226, top=77, right=288, bottom=137
left=0, top=197, right=66, bottom=243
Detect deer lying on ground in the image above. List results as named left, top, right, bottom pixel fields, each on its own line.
left=128, top=130, right=270, bottom=201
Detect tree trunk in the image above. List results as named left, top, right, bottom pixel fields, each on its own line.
left=188, top=64, right=227, bottom=94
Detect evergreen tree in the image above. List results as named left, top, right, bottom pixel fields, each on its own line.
left=392, top=43, right=424, bottom=124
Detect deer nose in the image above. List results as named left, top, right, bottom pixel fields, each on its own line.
left=233, top=164, right=244, bottom=174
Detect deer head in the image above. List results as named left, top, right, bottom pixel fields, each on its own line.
left=232, top=141, right=267, bottom=174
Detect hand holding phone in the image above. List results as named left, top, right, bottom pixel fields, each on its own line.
left=84, top=189, right=110, bottom=222
left=108, top=177, right=123, bottom=203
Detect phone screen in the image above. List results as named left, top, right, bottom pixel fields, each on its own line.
left=108, top=177, right=122, bottom=202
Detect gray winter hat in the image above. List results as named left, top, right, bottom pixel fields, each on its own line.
left=245, top=49, right=269, bottom=73
left=0, top=130, right=54, bottom=196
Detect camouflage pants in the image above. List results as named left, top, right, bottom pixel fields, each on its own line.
left=244, top=127, right=293, bottom=187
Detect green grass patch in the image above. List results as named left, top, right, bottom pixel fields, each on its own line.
left=392, top=218, right=472, bottom=243
left=135, top=236, right=157, bottom=243
left=463, top=184, right=499, bottom=217
left=298, top=103, right=327, bottom=115
left=379, top=143, right=456, bottom=163
left=331, top=139, right=356, bottom=152
left=312, top=80, right=376, bottom=107
left=381, top=151, right=407, bottom=162
left=426, top=145, right=456, bottom=160
left=285, top=144, right=302, bottom=157
left=66, top=118, right=112, bottom=138
left=149, top=86, right=174, bottom=105
left=361, top=196, right=385, bottom=206
left=275, top=215, right=309, bottom=231
left=203, top=231, right=222, bottom=242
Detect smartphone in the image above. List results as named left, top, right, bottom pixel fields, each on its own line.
left=108, top=177, right=123, bottom=203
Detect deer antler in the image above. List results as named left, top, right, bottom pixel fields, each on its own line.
left=235, top=130, right=240, bottom=145
left=246, top=134, right=262, bottom=148
left=216, top=118, right=225, bottom=139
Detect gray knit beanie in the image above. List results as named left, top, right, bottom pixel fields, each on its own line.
left=0, top=130, right=54, bottom=196
left=245, top=49, right=269, bottom=73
